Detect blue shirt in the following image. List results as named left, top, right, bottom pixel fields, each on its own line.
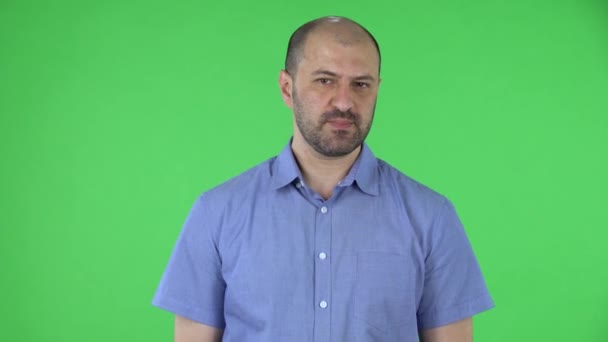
left=153, top=142, right=494, bottom=341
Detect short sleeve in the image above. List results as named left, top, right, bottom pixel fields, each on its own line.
left=152, top=196, right=226, bottom=328
left=416, top=199, right=494, bottom=329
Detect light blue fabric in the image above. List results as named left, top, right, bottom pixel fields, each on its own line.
left=153, top=142, right=494, bottom=341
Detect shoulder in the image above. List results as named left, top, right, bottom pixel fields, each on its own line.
left=375, top=158, right=458, bottom=240
left=376, top=158, right=448, bottom=212
left=375, top=158, right=467, bottom=257
left=188, top=155, right=283, bottom=248
left=199, top=156, right=277, bottom=208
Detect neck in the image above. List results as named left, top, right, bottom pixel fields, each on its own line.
left=291, top=137, right=361, bottom=200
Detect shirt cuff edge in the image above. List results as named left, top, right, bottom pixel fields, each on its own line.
left=417, top=294, right=495, bottom=330
left=152, top=296, right=225, bottom=329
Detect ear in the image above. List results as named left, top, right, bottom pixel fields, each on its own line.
left=279, top=70, right=294, bottom=108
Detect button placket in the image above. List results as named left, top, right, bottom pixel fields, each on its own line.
left=313, top=203, right=332, bottom=341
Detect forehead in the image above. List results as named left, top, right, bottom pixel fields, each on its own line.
left=299, top=25, right=379, bottom=76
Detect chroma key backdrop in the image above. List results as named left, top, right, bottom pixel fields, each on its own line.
left=1, top=0, right=607, bottom=341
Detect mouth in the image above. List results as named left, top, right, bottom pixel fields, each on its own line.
left=326, top=119, right=354, bottom=130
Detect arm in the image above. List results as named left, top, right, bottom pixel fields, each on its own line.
left=419, top=318, right=472, bottom=342
left=175, top=315, right=223, bottom=342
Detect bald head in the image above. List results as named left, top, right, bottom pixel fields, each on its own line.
left=285, top=16, right=381, bottom=77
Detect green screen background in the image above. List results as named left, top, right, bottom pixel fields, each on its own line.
left=1, top=0, right=607, bottom=341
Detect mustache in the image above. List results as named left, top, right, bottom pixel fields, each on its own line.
left=321, top=110, right=360, bottom=124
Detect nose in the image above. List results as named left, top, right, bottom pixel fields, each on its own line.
left=331, top=83, right=354, bottom=112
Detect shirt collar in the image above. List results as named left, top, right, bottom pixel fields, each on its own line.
left=340, top=143, right=379, bottom=196
left=271, top=139, right=379, bottom=196
left=270, top=141, right=303, bottom=190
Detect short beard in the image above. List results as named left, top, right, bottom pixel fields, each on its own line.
left=293, top=89, right=374, bottom=157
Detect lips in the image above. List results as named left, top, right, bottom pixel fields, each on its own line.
left=326, top=119, right=353, bottom=130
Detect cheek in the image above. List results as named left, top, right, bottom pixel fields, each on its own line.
left=299, top=93, right=327, bottom=112
left=304, top=88, right=327, bottom=102
left=299, top=83, right=329, bottom=101
left=362, top=93, right=378, bottom=108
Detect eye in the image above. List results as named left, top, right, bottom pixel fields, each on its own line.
left=316, top=78, right=332, bottom=85
left=354, top=81, right=370, bottom=88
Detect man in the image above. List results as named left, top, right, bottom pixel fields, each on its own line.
left=153, top=16, right=494, bottom=341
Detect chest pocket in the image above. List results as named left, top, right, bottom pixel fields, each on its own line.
left=353, top=251, right=415, bottom=333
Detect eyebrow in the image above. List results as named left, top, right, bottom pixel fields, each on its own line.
left=311, top=69, right=377, bottom=82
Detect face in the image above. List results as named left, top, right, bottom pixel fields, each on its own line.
left=280, top=26, right=381, bottom=157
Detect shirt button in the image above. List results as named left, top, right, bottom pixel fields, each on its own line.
left=319, top=301, right=328, bottom=309
left=296, top=182, right=302, bottom=188
left=319, top=252, right=327, bottom=260
left=320, top=206, right=328, bottom=214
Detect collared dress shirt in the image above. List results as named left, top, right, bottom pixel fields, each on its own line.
left=153, top=142, right=494, bottom=341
